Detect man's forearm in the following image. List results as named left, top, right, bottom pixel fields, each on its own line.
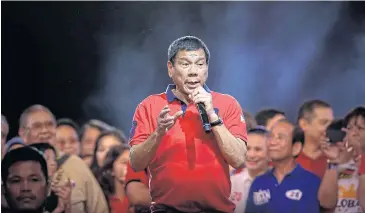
left=318, top=169, right=338, bottom=209
left=209, top=113, right=246, bottom=168
left=130, top=131, right=162, bottom=172
left=359, top=175, right=365, bottom=211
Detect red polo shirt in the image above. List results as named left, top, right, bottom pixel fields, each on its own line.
left=359, top=154, right=365, bottom=175
left=129, top=84, right=247, bottom=213
left=296, top=152, right=327, bottom=179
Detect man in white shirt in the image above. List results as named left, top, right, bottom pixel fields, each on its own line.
left=230, top=127, right=270, bottom=213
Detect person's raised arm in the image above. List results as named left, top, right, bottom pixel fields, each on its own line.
left=129, top=104, right=182, bottom=172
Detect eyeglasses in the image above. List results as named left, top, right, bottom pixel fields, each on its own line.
left=26, top=121, right=56, bottom=132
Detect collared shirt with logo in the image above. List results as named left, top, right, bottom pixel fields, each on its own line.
left=245, top=164, right=321, bottom=213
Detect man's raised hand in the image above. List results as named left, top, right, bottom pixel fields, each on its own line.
left=156, top=105, right=183, bottom=135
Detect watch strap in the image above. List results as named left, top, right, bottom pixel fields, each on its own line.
left=210, top=118, right=223, bottom=127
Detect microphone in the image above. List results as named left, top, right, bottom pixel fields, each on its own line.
left=197, top=103, right=211, bottom=133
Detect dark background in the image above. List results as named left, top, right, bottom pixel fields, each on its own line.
left=2, top=2, right=365, bottom=138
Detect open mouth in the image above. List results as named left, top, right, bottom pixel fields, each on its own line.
left=185, top=81, right=200, bottom=88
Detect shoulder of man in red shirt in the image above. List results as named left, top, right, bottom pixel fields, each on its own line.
left=128, top=93, right=166, bottom=147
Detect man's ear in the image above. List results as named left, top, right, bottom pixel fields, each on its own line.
left=167, top=61, right=173, bottom=78
left=298, top=118, right=307, bottom=131
left=292, top=142, right=303, bottom=157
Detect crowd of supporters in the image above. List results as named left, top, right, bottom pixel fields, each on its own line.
left=1, top=100, right=365, bottom=213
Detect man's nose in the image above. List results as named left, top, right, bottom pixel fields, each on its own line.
left=247, top=149, right=254, bottom=158
left=187, top=66, right=199, bottom=76
left=20, top=181, right=31, bottom=191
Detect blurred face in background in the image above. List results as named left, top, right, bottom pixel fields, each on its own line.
left=246, top=133, right=269, bottom=172
left=113, top=150, right=130, bottom=183
left=96, top=135, right=122, bottom=167
left=21, top=110, right=57, bottom=146
left=268, top=122, right=295, bottom=162
left=1, top=122, right=9, bottom=158
left=81, top=126, right=101, bottom=156
left=346, top=115, right=365, bottom=154
left=82, top=154, right=93, bottom=167
left=300, top=107, right=334, bottom=143
left=43, top=149, right=57, bottom=178
left=56, top=125, right=80, bottom=155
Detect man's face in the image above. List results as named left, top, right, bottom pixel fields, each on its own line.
left=22, top=111, right=56, bottom=146
left=346, top=116, right=365, bottom=154
left=246, top=133, right=269, bottom=172
left=5, top=161, right=48, bottom=211
left=302, top=107, right=334, bottom=142
left=1, top=123, right=9, bottom=158
left=167, top=49, right=208, bottom=96
left=266, top=114, right=286, bottom=130
left=56, top=125, right=80, bottom=155
left=268, top=122, right=294, bottom=161
left=81, top=127, right=101, bottom=156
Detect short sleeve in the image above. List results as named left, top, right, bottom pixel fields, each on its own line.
left=125, top=161, right=149, bottom=186
left=223, top=98, right=248, bottom=142
left=359, top=154, right=365, bottom=175
left=128, top=102, right=152, bottom=147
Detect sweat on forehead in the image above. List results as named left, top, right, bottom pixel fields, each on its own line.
left=19, top=105, right=56, bottom=127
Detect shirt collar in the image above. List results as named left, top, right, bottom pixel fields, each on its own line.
left=269, top=163, right=302, bottom=177
left=165, top=84, right=211, bottom=103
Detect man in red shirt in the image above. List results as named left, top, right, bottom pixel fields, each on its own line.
left=296, top=100, right=334, bottom=179
left=128, top=36, right=248, bottom=213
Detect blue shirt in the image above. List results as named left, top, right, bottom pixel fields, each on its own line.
left=245, top=164, right=321, bottom=213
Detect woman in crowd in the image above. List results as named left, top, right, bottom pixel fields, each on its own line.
left=30, top=143, right=72, bottom=213
left=90, top=129, right=127, bottom=177
left=98, top=144, right=131, bottom=213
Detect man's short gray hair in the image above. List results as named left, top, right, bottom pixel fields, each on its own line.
left=19, top=104, right=55, bottom=128
left=168, top=36, right=210, bottom=65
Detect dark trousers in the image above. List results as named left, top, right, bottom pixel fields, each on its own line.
left=150, top=204, right=226, bottom=213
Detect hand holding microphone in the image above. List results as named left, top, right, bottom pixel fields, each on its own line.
left=189, top=86, right=216, bottom=133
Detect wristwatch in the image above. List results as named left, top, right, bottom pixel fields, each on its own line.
left=210, top=117, right=223, bottom=127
